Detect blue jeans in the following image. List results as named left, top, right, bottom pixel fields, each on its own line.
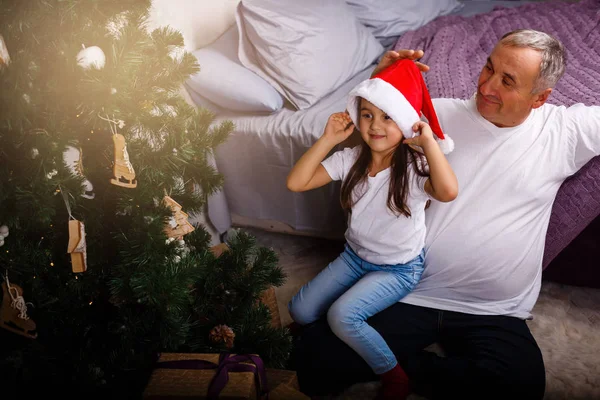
left=288, top=244, right=424, bottom=374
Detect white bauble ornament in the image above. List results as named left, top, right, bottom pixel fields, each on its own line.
left=0, top=225, right=8, bottom=238
left=77, top=45, right=106, bottom=70
left=0, top=238, right=4, bottom=247
left=46, top=169, right=58, bottom=179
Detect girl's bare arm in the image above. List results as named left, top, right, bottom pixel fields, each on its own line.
left=287, top=113, right=355, bottom=192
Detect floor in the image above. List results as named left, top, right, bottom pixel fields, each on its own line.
left=241, top=226, right=600, bottom=400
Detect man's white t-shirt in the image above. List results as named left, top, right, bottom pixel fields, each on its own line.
left=400, top=95, right=600, bottom=319
left=322, top=146, right=430, bottom=265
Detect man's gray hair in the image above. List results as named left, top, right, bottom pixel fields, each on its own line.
left=500, top=29, right=566, bottom=93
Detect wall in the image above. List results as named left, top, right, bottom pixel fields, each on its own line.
left=146, top=0, right=240, bottom=51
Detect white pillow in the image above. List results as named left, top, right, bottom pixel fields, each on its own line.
left=346, top=0, right=463, bottom=40
left=147, top=0, right=241, bottom=51
left=183, top=83, right=224, bottom=114
left=186, top=27, right=284, bottom=113
left=236, top=0, right=384, bottom=111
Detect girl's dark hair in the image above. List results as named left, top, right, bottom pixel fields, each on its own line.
left=340, top=118, right=429, bottom=218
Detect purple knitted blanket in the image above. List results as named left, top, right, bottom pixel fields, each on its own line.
left=394, top=0, right=600, bottom=269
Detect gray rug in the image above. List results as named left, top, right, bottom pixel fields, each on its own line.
left=242, top=227, right=600, bottom=400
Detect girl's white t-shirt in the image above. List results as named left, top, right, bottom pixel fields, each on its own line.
left=400, top=96, right=600, bottom=319
left=322, top=146, right=430, bottom=265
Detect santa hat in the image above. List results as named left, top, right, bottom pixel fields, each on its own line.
left=347, top=59, right=454, bottom=154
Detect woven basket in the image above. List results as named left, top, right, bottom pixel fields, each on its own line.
left=259, top=286, right=281, bottom=328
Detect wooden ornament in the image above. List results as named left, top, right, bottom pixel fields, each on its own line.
left=63, top=145, right=95, bottom=199
left=0, top=35, right=9, bottom=67
left=163, top=195, right=195, bottom=239
left=1, top=279, right=37, bottom=339
left=110, top=133, right=137, bottom=188
left=67, top=219, right=87, bottom=273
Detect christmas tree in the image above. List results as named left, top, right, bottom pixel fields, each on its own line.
left=0, top=0, right=291, bottom=397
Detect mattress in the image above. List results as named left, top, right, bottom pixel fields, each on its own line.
left=190, top=0, right=540, bottom=239
left=212, top=66, right=376, bottom=238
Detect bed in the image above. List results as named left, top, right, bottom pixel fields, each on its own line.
left=184, top=0, right=600, bottom=270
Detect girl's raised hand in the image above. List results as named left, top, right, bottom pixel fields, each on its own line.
left=323, top=112, right=355, bottom=145
left=402, top=121, right=437, bottom=149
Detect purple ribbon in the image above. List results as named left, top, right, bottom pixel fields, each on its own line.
left=156, top=353, right=269, bottom=399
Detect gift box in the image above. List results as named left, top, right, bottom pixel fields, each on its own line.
left=143, top=353, right=267, bottom=400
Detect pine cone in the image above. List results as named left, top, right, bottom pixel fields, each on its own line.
left=209, top=324, right=235, bottom=349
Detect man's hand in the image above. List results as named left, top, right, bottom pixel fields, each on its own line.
left=371, top=49, right=429, bottom=78
left=323, top=112, right=355, bottom=145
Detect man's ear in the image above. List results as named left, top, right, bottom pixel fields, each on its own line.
left=532, top=88, right=552, bottom=109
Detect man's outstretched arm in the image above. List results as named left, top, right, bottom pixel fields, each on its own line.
left=371, top=49, right=429, bottom=77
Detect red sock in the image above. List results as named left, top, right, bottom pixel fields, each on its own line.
left=377, top=364, right=411, bottom=400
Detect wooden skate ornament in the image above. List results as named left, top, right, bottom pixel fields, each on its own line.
left=67, top=219, right=87, bottom=273
left=1, top=278, right=37, bottom=339
left=0, top=35, right=9, bottom=68
left=163, top=195, right=195, bottom=239
left=110, top=133, right=137, bottom=188
left=63, top=145, right=95, bottom=199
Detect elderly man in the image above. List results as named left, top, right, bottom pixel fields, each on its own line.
left=291, top=29, right=600, bottom=400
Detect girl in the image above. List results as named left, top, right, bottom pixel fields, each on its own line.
left=286, top=59, right=458, bottom=400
